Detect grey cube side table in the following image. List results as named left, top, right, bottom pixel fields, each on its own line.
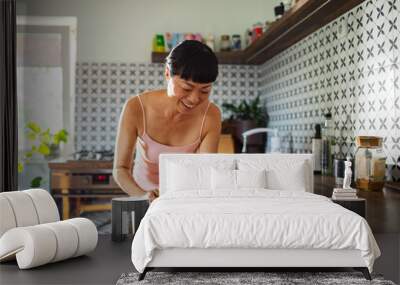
left=112, top=196, right=149, bottom=242
left=331, top=197, right=366, bottom=218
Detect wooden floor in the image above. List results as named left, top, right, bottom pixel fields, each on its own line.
left=314, top=175, right=400, bottom=233
left=0, top=235, right=134, bottom=285
left=1, top=234, right=398, bottom=284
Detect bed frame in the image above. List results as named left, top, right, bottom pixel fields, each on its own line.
left=137, top=154, right=372, bottom=281
left=138, top=248, right=371, bottom=280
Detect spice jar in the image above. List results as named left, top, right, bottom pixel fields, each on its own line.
left=354, top=136, right=386, bottom=191
left=220, top=35, right=231, bottom=51
left=252, top=23, right=263, bottom=42
left=153, top=34, right=165, bottom=52
left=205, top=34, right=215, bottom=51
left=231, top=34, right=241, bottom=51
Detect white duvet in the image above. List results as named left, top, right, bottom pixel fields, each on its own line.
left=131, top=190, right=380, bottom=273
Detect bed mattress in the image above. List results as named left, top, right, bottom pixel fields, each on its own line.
left=131, top=190, right=380, bottom=273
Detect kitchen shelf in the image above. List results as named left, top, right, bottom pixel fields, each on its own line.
left=151, top=0, right=363, bottom=65
left=152, top=50, right=245, bottom=65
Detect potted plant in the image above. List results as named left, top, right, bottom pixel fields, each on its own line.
left=18, top=121, right=69, bottom=187
left=222, top=95, right=269, bottom=153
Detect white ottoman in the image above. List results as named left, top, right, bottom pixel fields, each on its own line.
left=0, top=189, right=98, bottom=269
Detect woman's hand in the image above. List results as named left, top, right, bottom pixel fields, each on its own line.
left=147, top=189, right=159, bottom=203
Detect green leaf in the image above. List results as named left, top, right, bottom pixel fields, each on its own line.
left=54, top=129, right=68, bottom=144
left=221, top=95, right=268, bottom=125
left=18, top=162, right=24, bottom=173
left=25, top=151, right=33, bottom=158
left=27, top=132, right=37, bottom=141
left=38, top=143, right=50, bottom=155
left=40, top=131, right=51, bottom=144
left=27, top=121, right=41, bottom=133
left=30, top=176, right=42, bottom=188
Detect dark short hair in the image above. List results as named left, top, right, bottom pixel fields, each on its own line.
left=166, top=40, right=219, bottom=83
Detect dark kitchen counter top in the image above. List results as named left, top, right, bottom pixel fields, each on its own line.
left=48, top=159, right=114, bottom=170
left=314, top=175, right=400, bottom=234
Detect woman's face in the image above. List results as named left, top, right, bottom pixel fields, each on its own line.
left=166, top=69, right=213, bottom=114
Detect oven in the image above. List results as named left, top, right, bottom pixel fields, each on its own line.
left=49, top=159, right=127, bottom=220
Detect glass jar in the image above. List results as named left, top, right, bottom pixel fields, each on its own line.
left=231, top=34, right=241, bottom=51
left=355, top=136, right=386, bottom=191
left=220, top=35, right=231, bottom=51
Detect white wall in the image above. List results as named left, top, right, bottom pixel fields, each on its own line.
left=17, top=0, right=279, bottom=62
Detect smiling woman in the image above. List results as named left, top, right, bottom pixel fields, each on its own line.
left=113, top=40, right=221, bottom=202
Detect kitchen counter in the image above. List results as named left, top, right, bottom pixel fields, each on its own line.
left=48, top=159, right=113, bottom=170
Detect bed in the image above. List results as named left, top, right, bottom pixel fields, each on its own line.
left=131, top=154, right=380, bottom=281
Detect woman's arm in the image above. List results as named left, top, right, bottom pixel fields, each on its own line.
left=113, top=97, right=147, bottom=196
left=197, top=104, right=222, bottom=153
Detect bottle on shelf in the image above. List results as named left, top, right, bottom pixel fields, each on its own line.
left=245, top=29, right=252, bottom=48
left=312, top=124, right=322, bottom=173
left=205, top=34, right=215, bottom=51
left=321, top=113, right=335, bottom=176
left=220, top=35, right=231, bottom=51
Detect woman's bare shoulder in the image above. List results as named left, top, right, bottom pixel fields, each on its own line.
left=138, top=89, right=166, bottom=102
left=123, top=95, right=141, bottom=115
left=124, top=90, right=163, bottom=111
left=207, top=102, right=222, bottom=121
left=202, top=102, right=221, bottom=133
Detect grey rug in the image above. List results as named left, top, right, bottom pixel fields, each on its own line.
left=80, top=211, right=112, bottom=234
left=116, top=271, right=396, bottom=285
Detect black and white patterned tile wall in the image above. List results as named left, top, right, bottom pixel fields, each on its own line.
left=75, top=63, right=258, bottom=151
left=259, top=0, right=399, bottom=169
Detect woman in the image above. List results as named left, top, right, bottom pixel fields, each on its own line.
left=113, top=40, right=221, bottom=202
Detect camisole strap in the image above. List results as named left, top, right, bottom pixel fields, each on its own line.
left=199, top=102, right=211, bottom=139
left=137, top=95, right=146, bottom=135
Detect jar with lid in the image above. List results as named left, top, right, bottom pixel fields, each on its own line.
left=205, top=34, right=215, bottom=51
left=252, top=23, right=263, bottom=42
left=231, top=34, right=241, bottom=51
left=354, top=136, right=386, bottom=191
left=220, top=35, right=231, bottom=51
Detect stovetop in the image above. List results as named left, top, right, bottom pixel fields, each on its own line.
left=71, top=150, right=114, bottom=161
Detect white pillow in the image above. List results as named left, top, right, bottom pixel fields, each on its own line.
left=265, top=165, right=306, bottom=191
left=167, top=162, right=210, bottom=191
left=237, top=169, right=266, bottom=188
left=211, top=168, right=236, bottom=190
left=238, top=158, right=308, bottom=191
left=166, top=160, right=235, bottom=192
left=211, top=168, right=267, bottom=190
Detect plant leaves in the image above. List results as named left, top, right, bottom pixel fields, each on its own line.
left=220, top=95, right=267, bottom=125
left=40, top=130, right=51, bottom=144
left=27, top=132, right=37, bottom=141
left=30, top=176, right=42, bottom=188
left=27, top=121, right=41, bottom=133
left=54, top=129, right=68, bottom=144
left=38, top=143, right=50, bottom=155
left=18, top=162, right=24, bottom=173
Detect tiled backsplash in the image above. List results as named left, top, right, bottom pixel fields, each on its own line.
left=75, top=0, right=399, bottom=179
left=75, top=63, right=258, bottom=151
left=259, top=0, right=399, bottom=167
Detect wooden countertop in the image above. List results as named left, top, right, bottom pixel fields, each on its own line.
left=48, top=160, right=113, bottom=170
left=314, top=175, right=400, bottom=234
